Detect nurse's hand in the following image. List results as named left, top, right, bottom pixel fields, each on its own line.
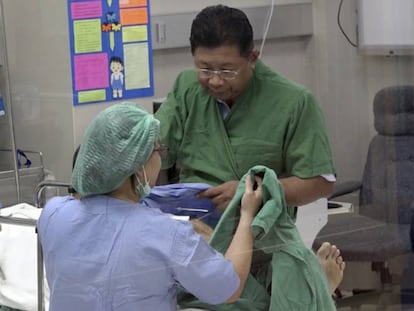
left=198, top=180, right=239, bottom=211
left=241, top=175, right=262, bottom=218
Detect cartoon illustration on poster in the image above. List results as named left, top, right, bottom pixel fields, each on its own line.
left=109, top=56, right=124, bottom=98
left=67, top=0, right=154, bottom=105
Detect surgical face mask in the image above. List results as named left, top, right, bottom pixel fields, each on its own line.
left=135, top=168, right=151, bottom=199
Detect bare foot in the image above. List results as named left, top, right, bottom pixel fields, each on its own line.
left=317, top=242, right=346, bottom=294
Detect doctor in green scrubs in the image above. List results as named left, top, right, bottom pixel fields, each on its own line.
left=155, top=4, right=345, bottom=296
left=155, top=4, right=335, bottom=212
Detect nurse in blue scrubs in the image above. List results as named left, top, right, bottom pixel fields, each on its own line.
left=37, top=102, right=263, bottom=311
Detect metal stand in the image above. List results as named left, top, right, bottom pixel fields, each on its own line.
left=34, top=181, right=71, bottom=311
left=0, top=0, right=21, bottom=203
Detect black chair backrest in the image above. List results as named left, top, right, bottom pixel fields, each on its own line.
left=359, top=85, right=414, bottom=224
left=411, top=212, right=414, bottom=252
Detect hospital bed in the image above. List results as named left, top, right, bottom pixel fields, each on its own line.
left=0, top=181, right=328, bottom=311
left=0, top=180, right=71, bottom=311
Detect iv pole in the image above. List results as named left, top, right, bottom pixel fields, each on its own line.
left=0, top=0, right=21, bottom=203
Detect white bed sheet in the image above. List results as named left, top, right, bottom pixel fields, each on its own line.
left=0, top=203, right=49, bottom=311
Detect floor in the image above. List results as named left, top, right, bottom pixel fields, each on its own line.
left=335, top=259, right=414, bottom=311
left=336, top=286, right=414, bottom=311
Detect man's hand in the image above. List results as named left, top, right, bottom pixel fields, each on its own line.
left=198, top=180, right=239, bottom=211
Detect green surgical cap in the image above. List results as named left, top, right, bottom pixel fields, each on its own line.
left=71, top=102, right=160, bottom=196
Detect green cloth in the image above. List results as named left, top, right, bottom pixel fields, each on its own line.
left=178, top=166, right=335, bottom=311
left=155, top=60, right=335, bottom=187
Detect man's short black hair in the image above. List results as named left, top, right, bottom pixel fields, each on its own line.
left=190, top=5, right=254, bottom=57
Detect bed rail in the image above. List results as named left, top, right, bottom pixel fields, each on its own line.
left=34, top=181, right=71, bottom=311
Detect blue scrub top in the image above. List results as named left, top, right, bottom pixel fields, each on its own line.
left=37, top=195, right=239, bottom=311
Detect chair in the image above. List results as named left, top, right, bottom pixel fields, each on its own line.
left=400, top=204, right=414, bottom=309
left=314, top=85, right=414, bottom=293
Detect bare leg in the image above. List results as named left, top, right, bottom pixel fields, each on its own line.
left=191, top=219, right=213, bottom=242
left=317, top=242, right=346, bottom=294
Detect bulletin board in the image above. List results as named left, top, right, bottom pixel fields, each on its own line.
left=67, top=0, right=154, bottom=106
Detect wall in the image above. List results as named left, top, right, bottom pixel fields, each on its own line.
left=310, top=0, right=414, bottom=182
left=2, top=0, right=414, bottom=185
left=2, top=0, right=74, bottom=182
left=150, top=0, right=312, bottom=15
left=310, top=0, right=370, bottom=181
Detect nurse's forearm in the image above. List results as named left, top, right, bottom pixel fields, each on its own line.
left=280, top=176, right=334, bottom=207
left=223, top=214, right=254, bottom=303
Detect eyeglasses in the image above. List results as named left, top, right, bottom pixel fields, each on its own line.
left=153, top=144, right=169, bottom=153
left=195, top=63, right=246, bottom=81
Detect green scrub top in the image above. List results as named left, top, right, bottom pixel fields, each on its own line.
left=155, top=60, right=335, bottom=186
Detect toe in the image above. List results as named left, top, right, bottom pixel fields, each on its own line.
left=329, top=245, right=338, bottom=259
left=317, top=242, right=332, bottom=258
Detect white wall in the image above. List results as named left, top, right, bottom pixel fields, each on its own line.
left=310, top=0, right=370, bottom=181
left=150, top=0, right=312, bottom=15
left=310, top=0, right=414, bottom=182
left=2, top=0, right=414, bottom=185
left=2, top=0, right=74, bottom=181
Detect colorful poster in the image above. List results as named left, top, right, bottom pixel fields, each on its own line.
left=68, top=0, right=154, bottom=105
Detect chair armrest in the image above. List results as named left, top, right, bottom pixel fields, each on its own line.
left=328, top=180, right=362, bottom=200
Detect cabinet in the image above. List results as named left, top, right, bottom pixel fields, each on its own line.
left=358, top=0, right=414, bottom=55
